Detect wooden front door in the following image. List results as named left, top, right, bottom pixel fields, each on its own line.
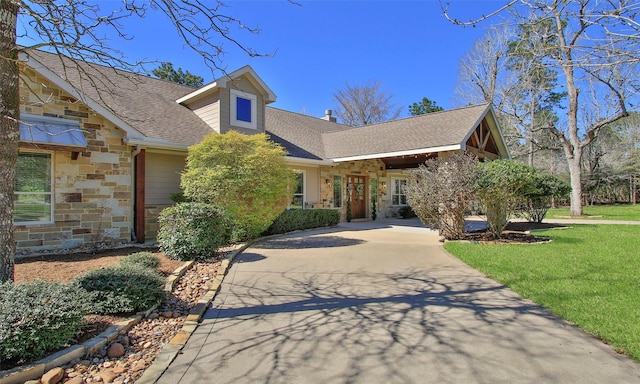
left=348, top=175, right=367, bottom=219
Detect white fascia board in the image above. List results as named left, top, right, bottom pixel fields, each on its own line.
left=24, top=55, right=146, bottom=140
left=176, top=80, right=220, bottom=104
left=330, top=145, right=462, bottom=162
left=124, top=138, right=189, bottom=152
left=176, top=65, right=277, bottom=105
left=487, top=107, right=512, bottom=159
left=285, top=156, right=334, bottom=166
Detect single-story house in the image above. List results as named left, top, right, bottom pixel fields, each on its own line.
left=15, top=49, right=509, bottom=254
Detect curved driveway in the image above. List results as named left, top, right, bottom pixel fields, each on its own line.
left=158, top=219, right=640, bottom=384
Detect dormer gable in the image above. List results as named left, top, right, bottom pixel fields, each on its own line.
left=176, top=66, right=276, bottom=135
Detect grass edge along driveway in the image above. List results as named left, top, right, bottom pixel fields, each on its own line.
left=445, top=224, right=640, bottom=361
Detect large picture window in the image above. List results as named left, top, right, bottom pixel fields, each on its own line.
left=391, top=178, right=407, bottom=206
left=230, top=89, right=257, bottom=130
left=15, top=152, right=53, bottom=224
left=291, top=171, right=305, bottom=209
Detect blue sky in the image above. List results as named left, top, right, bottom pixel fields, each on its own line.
left=27, top=1, right=509, bottom=120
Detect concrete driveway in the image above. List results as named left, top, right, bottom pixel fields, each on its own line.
left=158, top=219, right=640, bottom=384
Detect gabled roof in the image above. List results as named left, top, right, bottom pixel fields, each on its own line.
left=177, top=65, right=276, bottom=105
left=25, top=49, right=214, bottom=148
left=267, top=104, right=503, bottom=162
left=324, top=104, right=492, bottom=160
left=24, top=50, right=506, bottom=162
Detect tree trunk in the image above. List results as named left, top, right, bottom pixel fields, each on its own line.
left=568, top=151, right=583, bottom=217
left=0, top=1, right=20, bottom=282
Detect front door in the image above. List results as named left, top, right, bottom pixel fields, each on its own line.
left=348, top=175, right=366, bottom=219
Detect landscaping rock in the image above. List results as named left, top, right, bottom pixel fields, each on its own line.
left=40, top=367, right=64, bottom=384
left=46, top=254, right=231, bottom=383
left=99, top=369, right=118, bottom=383
left=108, top=343, right=125, bottom=358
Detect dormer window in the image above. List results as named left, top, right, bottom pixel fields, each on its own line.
left=230, top=89, right=257, bottom=130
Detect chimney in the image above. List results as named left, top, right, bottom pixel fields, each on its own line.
left=322, top=109, right=337, bottom=123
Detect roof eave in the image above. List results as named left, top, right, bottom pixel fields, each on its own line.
left=285, top=156, right=334, bottom=166
left=22, top=53, right=147, bottom=141
left=330, top=145, right=463, bottom=162
left=176, top=65, right=277, bottom=105
left=124, top=137, right=189, bottom=152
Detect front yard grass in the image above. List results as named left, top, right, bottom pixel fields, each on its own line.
left=445, top=224, right=640, bottom=361
left=547, top=203, right=640, bottom=221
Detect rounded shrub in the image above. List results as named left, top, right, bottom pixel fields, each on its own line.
left=0, top=279, right=92, bottom=362
left=74, top=264, right=165, bottom=315
left=181, top=131, right=295, bottom=240
left=157, top=202, right=233, bottom=260
left=119, top=251, right=160, bottom=269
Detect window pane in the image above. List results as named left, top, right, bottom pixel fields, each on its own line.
left=14, top=194, right=51, bottom=222
left=294, top=172, right=304, bottom=195
left=236, top=97, right=252, bottom=122
left=15, top=153, right=51, bottom=192
left=333, top=175, right=342, bottom=208
left=291, top=195, right=304, bottom=209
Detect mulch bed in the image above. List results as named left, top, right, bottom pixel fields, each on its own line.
left=462, top=221, right=567, bottom=244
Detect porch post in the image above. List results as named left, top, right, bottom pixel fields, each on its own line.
left=134, top=149, right=146, bottom=243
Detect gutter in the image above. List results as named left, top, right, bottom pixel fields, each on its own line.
left=124, top=138, right=189, bottom=152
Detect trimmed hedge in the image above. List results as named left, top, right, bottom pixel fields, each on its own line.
left=158, top=203, right=233, bottom=260
left=263, top=209, right=340, bottom=235
left=74, top=264, right=165, bottom=315
left=0, top=280, right=92, bottom=362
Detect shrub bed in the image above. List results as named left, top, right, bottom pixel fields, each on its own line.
left=119, top=251, right=160, bottom=269
left=158, top=203, right=233, bottom=260
left=0, top=280, right=91, bottom=363
left=74, top=264, right=165, bottom=315
left=264, top=209, right=340, bottom=235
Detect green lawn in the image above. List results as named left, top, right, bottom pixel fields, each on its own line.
left=445, top=225, right=640, bottom=361
left=547, top=204, right=640, bottom=221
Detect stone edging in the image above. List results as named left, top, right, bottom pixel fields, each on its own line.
left=0, top=258, right=196, bottom=384
left=134, top=242, right=253, bottom=384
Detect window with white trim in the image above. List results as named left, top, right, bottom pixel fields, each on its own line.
left=230, top=89, right=257, bottom=130
left=15, top=152, right=53, bottom=224
left=291, top=171, right=305, bottom=209
left=391, top=178, right=407, bottom=206
left=333, top=175, right=342, bottom=208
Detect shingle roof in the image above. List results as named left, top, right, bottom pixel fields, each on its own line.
left=324, top=104, right=490, bottom=159
left=28, top=49, right=214, bottom=147
left=266, top=104, right=491, bottom=161
left=265, top=108, right=347, bottom=160
left=27, top=50, right=494, bottom=161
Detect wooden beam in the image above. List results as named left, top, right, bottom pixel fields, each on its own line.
left=467, top=146, right=499, bottom=161
left=135, top=149, right=146, bottom=243
left=20, top=142, right=87, bottom=153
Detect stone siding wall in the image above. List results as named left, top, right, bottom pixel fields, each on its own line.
left=16, top=65, right=133, bottom=254
left=319, top=159, right=390, bottom=221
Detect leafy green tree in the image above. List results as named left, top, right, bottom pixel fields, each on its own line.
left=408, top=97, right=444, bottom=116
left=152, top=62, right=204, bottom=88
left=181, top=131, right=295, bottom=239
left=476, top=160, right=535, bottom=238
left=520, top=172, right=570, bottom=223
left=406, top=153, right=479, bottom=240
